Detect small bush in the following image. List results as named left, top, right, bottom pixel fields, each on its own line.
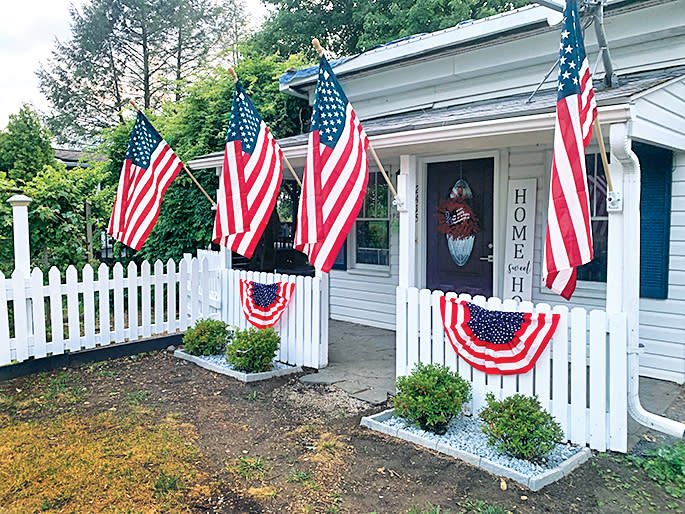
left=393, top=363, right=472, bottom=434
left=225, top=327, right=280, bottom=373
left=182, top=318, right=228, bottom=356
left=478, top=393, right=563, bottom=462
left=633, top=442, right=685, bottom=498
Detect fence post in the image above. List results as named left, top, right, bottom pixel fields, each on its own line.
left=8, top=195, right=31, bottom=278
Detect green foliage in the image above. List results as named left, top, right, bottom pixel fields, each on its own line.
left=633, top=442, right=685, bottom=498
left=0, top=104, right=55, bottom=183
left=251, top=0, right=528, bottom=56
left=231, top=456, right=268, bottom=479
left=182, top=318, right=229, bottom=356
left=457, top=498, right=508, bottom=514
left=407, top=503, right=450, bottom=514
left=393, top=363, right=471, bottom=434
left=225, top=326, right=280, bottom=373
left=478, top=393, right=563, bottom=462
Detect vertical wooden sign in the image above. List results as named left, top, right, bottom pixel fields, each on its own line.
left=503, top=178, right=537, bottom=301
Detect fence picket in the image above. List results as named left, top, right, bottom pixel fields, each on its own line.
left=49, top=267, right=65, bottom=354
left=609, top=312, right=628, bottom=452
left=154, top=260, right=164, bottom=334
left=295, top=275, right=305, bottom=366
left=12, top=272, right=29, bottom=361
left=179, top=259, right=189, bottom=331
left=570, top=307, right=588, bottom=445
left=0, top=273, right=9, bottom=365
left=65, top=266, right=80, bottom=351
left=551, top=305, right=569, bottom=439
left=31, top=269, right=47, bottom=358
left=418, top=289, right=432, bottom=365
left=396, top=286, right=408, bottom=378
left=190, top=259, right=200, bottom=325
left=79, top=265, right=95, bottom=349
left=127, top=261, right=139, bottom=339
left=166, top=259, right=177, bottom=333
left=431, top=290, right=444, bottom=366
left=406, top=288, right=420, bottom=376
left=533, top=304, right=553, bottom=412
left=589, top=309, right=607, bottom=451
left=199, top=257, right=209, bottom=319
left=311, top=276, right=321, bottom=369
left=303, top=276, right=313, bottom=367
left=139, top=261, right=150, bottom=339
left=98, top=264, right=110, bottom=345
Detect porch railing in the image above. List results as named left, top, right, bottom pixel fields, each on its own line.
left=396, top=286, right=628, bottom=452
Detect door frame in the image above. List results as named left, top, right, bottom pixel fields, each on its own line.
left=416, top=150, right=507, bottom=297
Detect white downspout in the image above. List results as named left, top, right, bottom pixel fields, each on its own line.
left=609, top=123, right=685, bottom=439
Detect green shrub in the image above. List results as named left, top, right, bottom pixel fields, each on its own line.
left=182, top=318, right=228, bottom=356
left=478, top=393, right=563, bottom=462
left=225, top=327, right=280, bottom=373
left=633, top=442, right=685, bottom=498
left=393, top=363, right=472, bottom=434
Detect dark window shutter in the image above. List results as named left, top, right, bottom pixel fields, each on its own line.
left=332, top=239, right=347, bottom=270
left=636, top=143, right=672, bottom=299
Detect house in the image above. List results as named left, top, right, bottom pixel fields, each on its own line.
left=189, top=0, right=685, bottom=384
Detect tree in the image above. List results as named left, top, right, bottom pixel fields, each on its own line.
left=250, top=0, right=529, bottom=56
left=38, top=0, right=247, bottom=143
left=0, top=104, right=56, bottom=183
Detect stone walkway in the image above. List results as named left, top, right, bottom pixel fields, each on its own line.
left=301, top=319, right=684, bottom=450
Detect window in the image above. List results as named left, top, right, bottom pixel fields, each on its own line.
left=576, top=153, right=609, bottom=282
left=353, top=172, right=390, bottom=267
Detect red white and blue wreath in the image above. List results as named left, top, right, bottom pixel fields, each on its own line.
left=239, top=279, right=295, bottom=329
left=439, top=297, right=560, bottom=375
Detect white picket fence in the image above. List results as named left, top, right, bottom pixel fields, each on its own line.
left=0, top=254, right=328, bottom=370
left=0, top=257, right=217, bottom=365
left=396, top=287, right=628, bottom=452
left=221, top=269, right=328, bottom=369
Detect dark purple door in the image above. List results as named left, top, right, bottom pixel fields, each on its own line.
left=426, top=158, right=494, bottom=296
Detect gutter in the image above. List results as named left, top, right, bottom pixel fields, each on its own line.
left=610, top=122, right=685, bottom=440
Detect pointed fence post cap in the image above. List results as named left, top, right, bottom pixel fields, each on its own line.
left=8, top=194, right=31, bottom=207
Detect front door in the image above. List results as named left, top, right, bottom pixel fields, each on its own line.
left=426, top=158, right=494, bottom=296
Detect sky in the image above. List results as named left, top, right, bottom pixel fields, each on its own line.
left=0, top=0, right=268, bottom=130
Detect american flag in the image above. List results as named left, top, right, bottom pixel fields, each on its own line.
left=543, top=0, right=598, bottom=300
left=440, top=298, right=560, bottom=375
left=213, top=81, right=283, bottom=258
left=294, top=57, right=369, bottom=272
left=108, top=111, right=183, bottom=251
left=240, top=279, right=295, bottom=329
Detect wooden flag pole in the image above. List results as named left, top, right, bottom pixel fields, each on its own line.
left=227, top=68, right=302, bottom=188
left=593, top=117, right=614, bottom=192
left=129, top=100, right=216, bottom=207
left=311, top=39, right=398, bottom=200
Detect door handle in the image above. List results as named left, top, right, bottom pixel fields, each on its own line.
left=479, top=255, right=494, bottom=263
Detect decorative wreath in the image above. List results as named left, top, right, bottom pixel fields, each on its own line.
left=435, top=197, right=480, bottom=241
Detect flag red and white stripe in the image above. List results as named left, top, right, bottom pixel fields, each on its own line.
left=294, top=57, right=369, bottom=272
left=240, top=279, right=295, bottom=329
left=108, top=111, right=183, bottom=251
left=213, top=82, right=283, bottom=258
left=543, top=0, right=598, bottom=300
left=440, top=298, right=560, bottom=375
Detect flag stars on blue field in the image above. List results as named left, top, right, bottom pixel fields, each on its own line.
left=251, top=281, right=279, bottom=309
left=466, top=303, right=526, bottom=345
left=126, top=113, right=162, bottom=169
left=557, top=1, right=587, bottom=101
left=311, top=59, right=348, bottom=148
left=226, top=83, right=263, bottom=155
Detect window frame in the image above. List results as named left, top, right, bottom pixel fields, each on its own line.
left=349, top=172, right=391, bottom=272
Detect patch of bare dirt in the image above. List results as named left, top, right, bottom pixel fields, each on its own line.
left=1, top=350, right=683, bottom=513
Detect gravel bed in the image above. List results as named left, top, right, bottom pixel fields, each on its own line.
left=382, top=413, right=583, bottom=478
left=191, top=353, right=294, bottom=372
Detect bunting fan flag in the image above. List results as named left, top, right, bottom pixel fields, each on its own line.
left=440, top=298, right=560, bottom=375
left=294, top=56, right=369, bottom=272
left=213, top=81, right=283, bottom=258
left=108, top=111, right=184, bottom=250
left=543, top=0, right=598, bottom=300
left=240, top=279, right=295, bottom=329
